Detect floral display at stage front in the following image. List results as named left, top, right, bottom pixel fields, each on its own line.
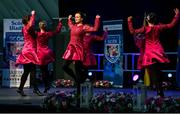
left=52, top=79, right=114, bottom=88
left=41, top=90, right=180, bottom=112
left=52, top=79, right=74, bottom=88
left=145, top=96, right=180, bottom=112
left=89, top=92, right=133, bottom=112
left=93, top=80, right=113, bottom=88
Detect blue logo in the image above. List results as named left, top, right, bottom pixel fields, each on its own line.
left=104, top=35, right=120, bottom=63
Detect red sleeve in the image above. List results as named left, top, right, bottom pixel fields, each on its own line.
left=159, top=13, right=180, bottom=31
left=94, top=31, right=108, bottom=41
left=128, top=19, right=145, bottom=34
left=48, top=21, right=62, bottom=37
left=93, top=35, right=103, bottom=41
left=55, top=21, right=63, bottom=33
left=83, top=17, right=100, bottom=32
left=26, top=13, right=35, bottom=32
left=28, top=13, right=35, bottom=27
left=68, top=18, right=73, bottom=29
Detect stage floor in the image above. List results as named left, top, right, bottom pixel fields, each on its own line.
left=0, top=87, right=180, bottom=112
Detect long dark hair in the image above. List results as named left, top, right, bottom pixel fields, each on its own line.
left=146, top=12, right=157, bottom=24
left=22, top=15, right=31, bottom=25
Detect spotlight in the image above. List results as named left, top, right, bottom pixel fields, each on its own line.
left=168, top=73, right=172, bottom=78
left=133, top=74, right=139, bottom=81
left=88, top=72, right=92, bottom=76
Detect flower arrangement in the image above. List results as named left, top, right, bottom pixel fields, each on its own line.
left=145, top=96, right=180, bottom=112
left=52, top=79, right=74, bottom=88
left=93, top=80, right=113, bottom=88
left=41, top=89, right=180, bottom=113
left=51, top=79, right=114, bottom=88
left=89, top=92, right=133, bottom=112
left=41, top=90, right=77, bottom=112
left=162, top=81, right=172, bottom=90
left=41, top=91, right=134, bottom=112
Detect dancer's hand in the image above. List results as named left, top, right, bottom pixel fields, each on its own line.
left=96, top=15, right=101, bottom=18
left=59, top=18, right=62, bottom=22
left=174, top=8, right=179, bottom=16
left=68, top=15, right=72, bottom=19
left=127, top=16, right=133, bottom=21
left=31, top=10, right=35, bottom=15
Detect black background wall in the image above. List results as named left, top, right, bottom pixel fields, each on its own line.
left=59, top=0, right=180, bottom=53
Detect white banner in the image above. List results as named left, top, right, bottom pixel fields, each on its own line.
left=3, top=19, right=30, bottom=88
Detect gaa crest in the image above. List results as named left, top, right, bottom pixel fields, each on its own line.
left=104, top=35, right=120, bottom=63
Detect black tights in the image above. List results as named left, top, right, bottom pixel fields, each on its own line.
left=18, top=63, right=38, bottom=91
left=62, top=60, right=86, bottom=84
left=62, top=60, right=85, bottom=107
left=39, top=65, right=50, bottom=90
left=62, top=60, right=77, bottom=82
left=147, top=63, right=164, bottom=96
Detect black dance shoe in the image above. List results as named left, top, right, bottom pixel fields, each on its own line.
left=33, top=89, right=44, bottom=96
left=16, top=89, right=26, bottom=96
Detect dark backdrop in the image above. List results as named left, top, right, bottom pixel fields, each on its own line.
left=58, top=0, right=180, bottom=87
left=59, top=0, right=180, bottom=53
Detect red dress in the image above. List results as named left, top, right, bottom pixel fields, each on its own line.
left=36, top=21, right=62, bottom=65
left=16, top=14, right=39, bottom=65
left=128, top=14, right=179, bottom=67
left=62, top=17, right=100, bottom=61
left=133, top=34, right=145, bottom=69
left=83, top=32, right=107, bottom=66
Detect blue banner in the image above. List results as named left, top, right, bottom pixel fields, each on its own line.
left=103, top=20, right=123, bottom=87
left=5, top=32, right=23, bottom=61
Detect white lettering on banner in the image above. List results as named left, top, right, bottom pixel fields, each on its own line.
left=10, top=70, right=23, bottom=74
left=103, top=24, right=122, bottom=30
left=11, top=20, right=22, bottom=26
left=9, top=26, right=23, bottom=30
left=10, top=20, right=23, bottom=30
left=107, top=39, right=118, bottom=44
left=7, top=35, right=24, bottom=41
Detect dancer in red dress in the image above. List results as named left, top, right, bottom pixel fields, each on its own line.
left=16, top=10, right=42, bottom=96
left=36, top=20, right=62, bottom=93
left=62, top=11, right=100, bottom=107
left=81, top=29, right=108, bottom=81
left=128, top=8, right=180, bottom=97
left=83, top=29, right=108, bottom=66
left=62, top=12, right=100, bottom=83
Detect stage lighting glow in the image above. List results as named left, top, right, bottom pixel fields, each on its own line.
left=88, top=72, right=92, bottom=76
left=133, top=74, right=139, bottom=81
left=168, top=73, right=172, bottom=78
